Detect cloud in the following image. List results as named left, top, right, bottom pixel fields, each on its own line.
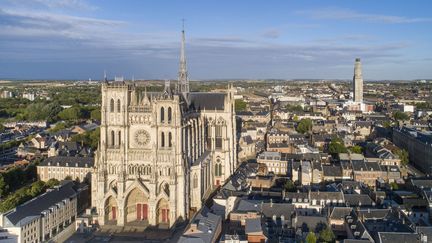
left=6, top=0, right=97, bottom=11
left=0, top=8, right=125, bottom=41
left=0, top=5, right=426, bottom=80
left=261, top=28, right=281, bottom=39
left=296, top=8, right=432, bottom=24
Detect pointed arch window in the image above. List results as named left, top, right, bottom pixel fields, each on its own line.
left=117, top=99, right=121, bottom=112
left=168, top=107, right=172, bottom=123
left=215, top=163, right=222, bottom=177
left=160, top=107, right=165, bottom=123
left=215, top=125, right=223, bottom=149
left=118, top=131, right=121, bottom=146
left=168, top=132, right=172, bottom=147
left=161, top=132, right=165, bottom=147
left=110, top=99, right=115, bottom=112
left=111, top=130, right=115, bottom=147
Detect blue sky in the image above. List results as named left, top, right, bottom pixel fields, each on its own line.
left=0, top=0, right=431, bottom=80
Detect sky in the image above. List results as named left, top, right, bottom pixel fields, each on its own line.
left=0, top=0, right=431, bottom=80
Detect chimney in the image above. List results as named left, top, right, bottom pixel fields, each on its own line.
left=421, top=233, right=427, bottom=243
left=189, top=223, right=198, bottom=233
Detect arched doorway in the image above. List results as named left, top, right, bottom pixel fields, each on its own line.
left=156, top=198, right=170, bottom=226
left=125, top=188, right=148, bottom=224
left=105, top=196, right=118, bottom=224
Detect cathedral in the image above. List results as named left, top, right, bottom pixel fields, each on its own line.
left=91, top=28, right=237, bottom=228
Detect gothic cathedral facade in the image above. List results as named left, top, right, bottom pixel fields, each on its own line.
left=91, top=29, right=237, bottom=228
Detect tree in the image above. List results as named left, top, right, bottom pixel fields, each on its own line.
left=0, top=123, right=5, bottom=133
left=286, top=104, right=303, bottom=112
left=0, top=176, right=9, bottom=198
left=64, top=176, right=72, bottom=180
left=328, top=137, right=348, bottom=154
left=71, top=127, right=100, bottom=150
left=319, top=227, right=335, bottom=243
left=29, top=181, right=46, bottom=197
left=90, top=108, right=101, bottom=121
left=50, top=122, right=67, bottom=133
left=393, top=111, right=409, bottom=121
left=46, top=178, right=60, bottom=188
left=284, top=180, right=296, bottom=192
left=296, top=118, right=312, bottom=134
left=390, top=182, right=399, bottom=190
left=395, top=148, right=409, bottom=166
left=306, top=232, right=317, bottom=243
left=235, top=100, right=247, bottom=112
left=350, top=145, right=363, bottom=154
left=383, top=121, right=392, bottom=128
left=58, top=107, right=82, bottom=121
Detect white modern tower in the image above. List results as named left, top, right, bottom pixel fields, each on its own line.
left=353, top=58, right=363, bottom=103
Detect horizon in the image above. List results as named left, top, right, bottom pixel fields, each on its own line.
left=1, top=0, right=432, bottom=80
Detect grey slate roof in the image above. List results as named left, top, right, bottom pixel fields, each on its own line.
left=294, top=216, right=327, bottom=231
left=357, top=208, right=390, bottom=220
left=261, top=203, right=295, bottom=219
left=245, top=218, right=263, bottom=234
left=40, top=156, right=94, bottom=167
left=310, top=191, right=344, bottom=201
left=235, top=199, right=263, bottom=213
left=4, top=181, right=77, bottom=226
left=378, top=232, right=421, bottom=243
left=188, top=92, right=226, bottom=110
left=344, top=194, right=374, bottom=207
left=323, top=165, right=343, bottom=177
left=343, top=240, right=372, bottom=243
left=179, top=208, right=222, bottom=243
left=330, top=207, right=352, bottom=220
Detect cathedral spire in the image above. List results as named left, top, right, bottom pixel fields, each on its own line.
left=178, top=19, right=189, bottom=94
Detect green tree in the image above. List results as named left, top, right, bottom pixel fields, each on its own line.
left=328, top=137, right=348, bottom=154
left=0, top=176, right=9, bottom=198
left=64, top=176, right=72, bottom=180
left=46, top=178, right=60, bottom=188
left=286, top=104, right=303, bottom=112
left=284, top=180, right=296, bottom=192
left=71, top=127, right=100, bottom=150
left=306, top=232, right=317, bottom=243
left=90, top=108, right=101, bottom=121
left=383, top=121, right=392, bottom=128
left=0, top=123, right=5, bottom=133
left=58, top=107, right=82, bottom=121
left=395, top=148, right=409, bottom=166
left=393, top=111, right=409, bottom=121
left=296, top=118, right=312, bottom=134
left=390, top=182, right=399, bottom=190
left=50, top=122, right=67, bottom=133
left=319, top=227, right=335, bottom=243
left=350, top=145, right=363, bottom=154
left=235, top=100, right=247, bottom=112
left=29, top=181, right=46, bottom=197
